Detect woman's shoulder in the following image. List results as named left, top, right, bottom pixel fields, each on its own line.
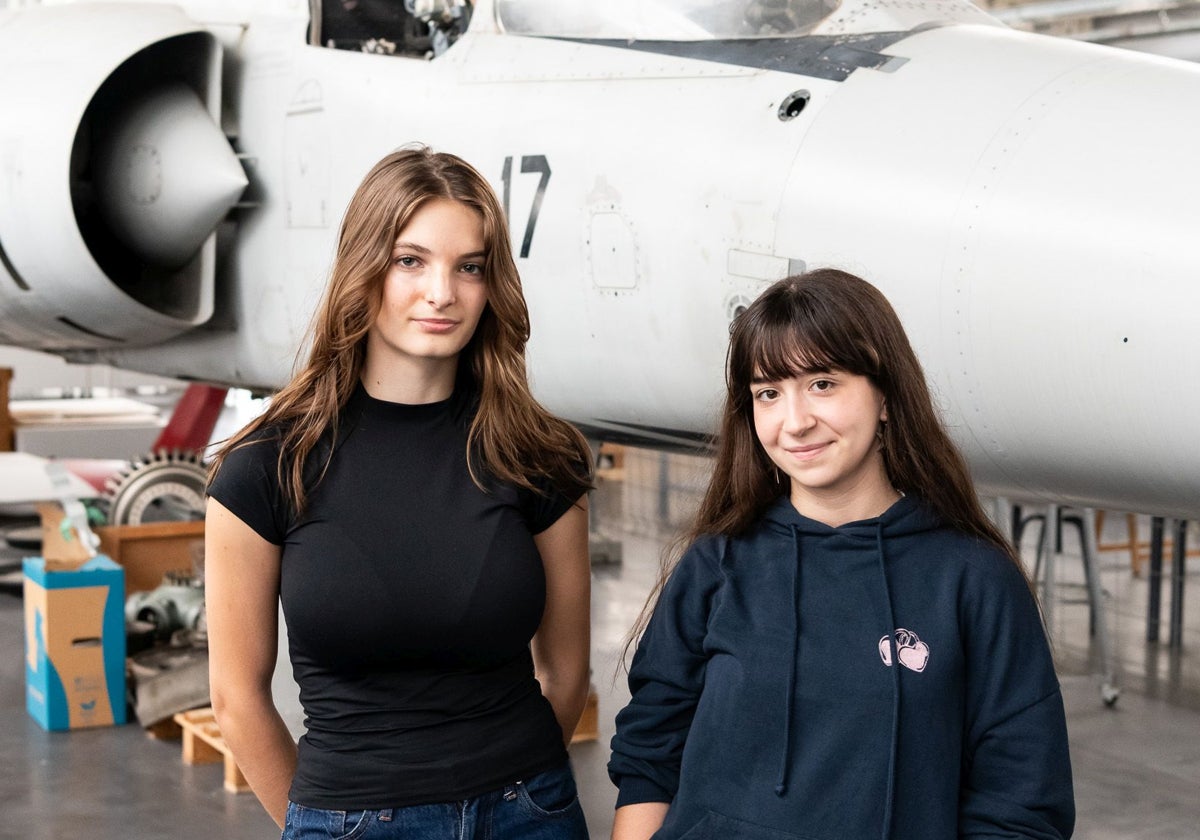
left=915, top=527, right=1034, bottom=611
left=649, top=534, right=731, bottom=618
left=662, top=533, right=729, bottom=586
left=216, top=424, right=283, bottom=467
left=682, top=532, right=730, bottom=561
left=208, top=423, right=290, bottom=498
left=944, top=530, right=1022, bottom=579
left=882, top=510, right=1025, bottom=585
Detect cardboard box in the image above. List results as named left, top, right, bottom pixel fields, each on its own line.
left=24, top=555, right=128, bottom=731
left=35, top=501, right=96, bottom=571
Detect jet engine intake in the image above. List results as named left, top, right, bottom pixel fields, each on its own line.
left=0, top=4, right=246, bottom=349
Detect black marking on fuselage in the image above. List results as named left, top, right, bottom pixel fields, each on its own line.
left=0, top=234, right=30, bottom=291
left=57, top=316, right=125, bottom=343
left=577, top=420, right=714, bottom=454
left=549, top=32, right=911, bottom=82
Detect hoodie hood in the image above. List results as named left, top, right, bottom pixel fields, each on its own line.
left=762, top=493, right=941, bottom=539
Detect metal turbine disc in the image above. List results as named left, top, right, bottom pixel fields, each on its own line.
left=104, top=450, right=208, bottom=526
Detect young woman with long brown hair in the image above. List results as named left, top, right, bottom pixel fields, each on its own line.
left=608, top=269, right=1074, bottom=840
left=205, top=147, right=592, bottom=840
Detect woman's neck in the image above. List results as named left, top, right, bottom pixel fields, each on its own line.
left=789, top=475, right=903, bottom=528
left=359, top=354, right=457, bottom=404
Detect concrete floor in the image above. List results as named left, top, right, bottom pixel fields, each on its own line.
left=3, top=445, right=1200, bottom=839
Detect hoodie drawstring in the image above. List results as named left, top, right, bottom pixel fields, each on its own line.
left=775, top=525, right=802, bottom=797
left=876, top=525, right=900, bottom=840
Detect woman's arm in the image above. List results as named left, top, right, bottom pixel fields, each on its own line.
left=531, top=495, right=591, bottom=745
left=205, top=497, right=298, bottom=829
left=612, top=801, right=670, bottom=840
left=959, top=555, right=1075, bottom=838
left=607, top=537, right=724, bottom=839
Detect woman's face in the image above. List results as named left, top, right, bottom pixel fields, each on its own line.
left=750, top=367, right=891, bottom=513
left=367, top=198, right=489, bottom=377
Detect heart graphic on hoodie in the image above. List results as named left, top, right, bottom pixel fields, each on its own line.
left=878, top=628, right=930, bottom=673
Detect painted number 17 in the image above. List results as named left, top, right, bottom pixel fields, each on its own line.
left=501, top=155, right=551, bottom=259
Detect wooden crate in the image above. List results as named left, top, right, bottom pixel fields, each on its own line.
left=95, top=520, right=205, bottom=596
left=173, top=707, right=250, bottom=793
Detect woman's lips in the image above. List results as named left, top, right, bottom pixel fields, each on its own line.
left=414, top=318, right=459, bottom=334
left=786, top=442, right=829, bottom=461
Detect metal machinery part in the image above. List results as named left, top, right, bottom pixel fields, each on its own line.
left=125, top=570, right=206, bottom=639
left=127, top=613, right=209, bottom=727
left=104, top=450, right=208, bottom=526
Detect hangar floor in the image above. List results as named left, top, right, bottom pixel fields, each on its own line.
left=2, top=444, right=1199, bottom=840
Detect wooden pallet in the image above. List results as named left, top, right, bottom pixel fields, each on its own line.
left=570, top=684, right=600, bottom=744
left=145, top=718, right=183, bottom=740
left=173, top=707, right=250, bottom=793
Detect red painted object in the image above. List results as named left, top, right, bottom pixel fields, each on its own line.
left=153, top=384, right=228, bottom=454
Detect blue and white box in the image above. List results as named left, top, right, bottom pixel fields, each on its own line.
left=23, top=555, right=127, bottom=731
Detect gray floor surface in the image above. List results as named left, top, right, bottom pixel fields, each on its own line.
left=3, top=446, right=1200, bottom=839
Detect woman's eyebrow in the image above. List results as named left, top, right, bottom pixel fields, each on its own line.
left=391, top=240, right=431, bottom=254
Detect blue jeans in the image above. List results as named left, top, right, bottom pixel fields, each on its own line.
left=281, top=761, right=589, bottom=840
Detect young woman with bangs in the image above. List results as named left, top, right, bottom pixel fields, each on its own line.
left=608, top=269, right=1074, bottom=840
left=205, top=147, right=593, bottom=840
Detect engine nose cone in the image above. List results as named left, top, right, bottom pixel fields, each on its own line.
left=95, top=83, right=247, bottom=269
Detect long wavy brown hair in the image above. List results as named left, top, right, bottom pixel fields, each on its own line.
left=624, top=268, right=1024, bottom=655
left=208, top=146, right=591, bottom=511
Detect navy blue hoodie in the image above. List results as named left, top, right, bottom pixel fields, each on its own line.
left=609, top=496, right=1074, bottom=839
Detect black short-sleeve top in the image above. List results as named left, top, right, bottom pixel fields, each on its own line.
left=206, top=384, right=580, bottom=809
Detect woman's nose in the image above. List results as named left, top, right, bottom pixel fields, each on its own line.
left=781, top=397, right=815, bottom=434
left=424, top=266, right=456, bottom=308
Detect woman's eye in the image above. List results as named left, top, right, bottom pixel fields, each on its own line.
left=393, top=255, right=419, bottom=268
left=754, top=388, right=779, bottom=402
left=461, top=262, right=483, bottom=275
left=811, top=379, right=834, bottom=392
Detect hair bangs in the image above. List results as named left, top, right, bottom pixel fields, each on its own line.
left=748, top=315, right=836, bottom=382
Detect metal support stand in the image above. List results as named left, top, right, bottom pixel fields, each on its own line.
left=657, top=452, right=670, bottom=523
left=1079, top=508, right=1119, bottom=706
left=1169, top=519, right=1189, bottom=651
left=1038, top=503, right=1058, bottom=634
left=1146, top=517, right=1165, bottom=643
left=991, top=497, right=1013, bottom=544
left=1029, top=503, right=1119, bottom=707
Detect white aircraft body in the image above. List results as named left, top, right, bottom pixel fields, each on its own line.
left=0, top=0, right=1198, bottom=518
